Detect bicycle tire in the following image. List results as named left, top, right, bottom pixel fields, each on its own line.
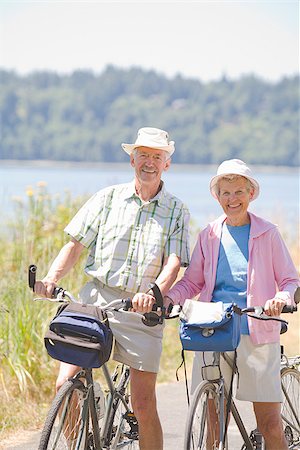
left=39, top=378, right=90, bottom=450
left=184, top=380, right=221, bottom=450
left=280, top=367, right=300, bottom=448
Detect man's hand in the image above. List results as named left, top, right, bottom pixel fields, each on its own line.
left=34, top=278, right=58, bottom=298
left=131, top=292, right=156, bottom=313
left=264, top=297, right=286, bottom=316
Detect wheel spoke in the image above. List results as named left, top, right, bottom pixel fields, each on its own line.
left=184, top=381, right=220, bottom=450
left=281, top=368, right=300, bottom=447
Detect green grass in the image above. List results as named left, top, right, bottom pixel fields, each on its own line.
left=0, top=184, right=298, bottom=438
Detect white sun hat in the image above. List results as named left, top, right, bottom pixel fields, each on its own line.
left=121, top=127, right=175, bottom=155
left=210, top=159, right=260, bottom=201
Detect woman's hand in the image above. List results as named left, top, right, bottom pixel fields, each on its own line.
left=264, top=297, right=286, bottom=316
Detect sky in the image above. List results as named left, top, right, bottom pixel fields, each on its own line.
left=0, top=1, right=299, bottom=82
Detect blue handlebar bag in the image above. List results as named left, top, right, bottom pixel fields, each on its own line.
left=179, top=300, right=241, bottom=352
left=44, top=303, right=113, bottom=368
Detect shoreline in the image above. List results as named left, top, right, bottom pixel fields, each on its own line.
left=1, top=159, right=299, bottom=173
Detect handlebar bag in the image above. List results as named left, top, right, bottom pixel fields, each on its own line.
left=44, top=303, right=113, bottom=368
left=179, top=300, right=241, bottom=352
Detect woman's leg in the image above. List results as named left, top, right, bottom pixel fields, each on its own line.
left=253, top=402, right=288, bottom=450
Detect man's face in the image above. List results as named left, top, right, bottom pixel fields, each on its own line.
left=130, top=147, right=170, bottom=186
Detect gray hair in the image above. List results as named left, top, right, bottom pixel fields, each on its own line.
left=213, top=174, right=255, bottom=197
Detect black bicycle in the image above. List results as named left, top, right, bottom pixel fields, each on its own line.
left=28, top=265, right=175, bottom=450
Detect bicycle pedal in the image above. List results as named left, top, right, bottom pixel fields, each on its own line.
left=124, top=431, right=139, bottom=440
left=124, top=411, right=138, bottom=432
left=250, top=428, right=264, bottom=448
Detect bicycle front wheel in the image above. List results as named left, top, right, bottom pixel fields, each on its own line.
left=184, top=380, right=221, bottom=450
left=39, top=378, right=90, bottom=450
left=280, top=367, right=300, bottom=448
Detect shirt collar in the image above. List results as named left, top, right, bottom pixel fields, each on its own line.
left=122, top=180, right=166, bottom=206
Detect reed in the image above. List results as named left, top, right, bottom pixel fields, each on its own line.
left=0, top=185, right=298, bottom=437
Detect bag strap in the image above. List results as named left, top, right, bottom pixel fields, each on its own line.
left=223, top=350, right=237, bottom=443
left=176, top=349, right=191, bottom=407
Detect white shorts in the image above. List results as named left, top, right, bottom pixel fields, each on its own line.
left=191, top=335, right=282, bottom=402
left=79, top=280, right=164, bottom=373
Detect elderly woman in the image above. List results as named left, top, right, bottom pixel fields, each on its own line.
left=166, top=159, right=299, bottom=449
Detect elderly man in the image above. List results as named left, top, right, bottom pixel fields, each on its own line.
left=34, top=127, right=190, bottom=450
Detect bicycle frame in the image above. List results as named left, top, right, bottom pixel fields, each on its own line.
left=229, top=394, right=256, bottom=449
left=71, top=368, right=102, bottom=448
left=210, top=371, right=256, bottom=449
left=100, top=364, right=133, bottom=448
left=71, top=363, right=133, bottom=449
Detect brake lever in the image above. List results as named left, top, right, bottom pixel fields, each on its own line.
left=142, top=308, right=165, bottom=327
left=247, top=311, right=288, bottom=325
left=165, top=304, right=182, bottom=319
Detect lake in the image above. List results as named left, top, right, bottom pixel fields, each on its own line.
left=1, top=161, right=299, bottom=241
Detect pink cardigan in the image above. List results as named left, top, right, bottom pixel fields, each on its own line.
left=168, top=212, right=299, bottom=344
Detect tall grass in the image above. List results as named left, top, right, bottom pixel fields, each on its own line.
left=0, top=184, right=298, bottom=437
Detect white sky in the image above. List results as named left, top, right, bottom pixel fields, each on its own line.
left=0, top=1, right=299, bottom=82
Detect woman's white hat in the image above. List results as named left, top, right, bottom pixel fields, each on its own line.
left=122, top=127, right=175, bottom=155
left=210, top=159, right=260, bottom=201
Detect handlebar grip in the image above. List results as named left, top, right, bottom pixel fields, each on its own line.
left=294, top=286, right=300, bottom=305
left=28, top=264, right=37, bottom=290
left=122, top=298, right=160, bottom=313
left=123, top=298, right=132, bottom=311
left=282, top=305, right=297, bottom=313
left=52, top=287, right=64, bottom=298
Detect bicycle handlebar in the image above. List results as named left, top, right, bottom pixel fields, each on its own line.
left=232, top=304, right=297, bottom=328
left=29, top=264, right=297, bottom=327
left=240, top=305, right=297, bottom=314
left=28, top=264, right=176, bottom=327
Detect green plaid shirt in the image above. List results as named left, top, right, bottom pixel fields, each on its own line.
left=65, top=180, right=190, bottom=293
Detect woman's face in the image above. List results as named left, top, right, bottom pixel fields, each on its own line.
left=217, top=177, right=254, bottom=226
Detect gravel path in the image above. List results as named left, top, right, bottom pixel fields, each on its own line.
left=2, top=381, right=257, bottom=449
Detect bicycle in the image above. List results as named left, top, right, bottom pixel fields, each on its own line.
left=183, top=303, right=298, bottom=450
left=28, top=265, right=175, bottom=450
left=280, top=348, right=300, bottom=448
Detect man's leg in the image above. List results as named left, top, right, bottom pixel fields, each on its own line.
left=55, top=362, right=83, bottom=445
left=253, top=402, right=288, bottom=450
left=130, top=368, right=163, bottom=450
left=56, top=362, right=81, bottom=392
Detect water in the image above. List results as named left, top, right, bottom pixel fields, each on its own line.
left=1, top=162, right=299, bottom=240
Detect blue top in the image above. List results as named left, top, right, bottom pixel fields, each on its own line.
left=212, top=222, right=250, bottom=334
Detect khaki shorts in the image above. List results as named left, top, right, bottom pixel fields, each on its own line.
left=191, top=335, right=282, bottom=402
left=79, top=280, right=164, bottom=373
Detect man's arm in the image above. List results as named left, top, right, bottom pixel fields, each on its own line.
left=34, top=238, right=85, bottom=297
left=155, top=253, right=181, bottom=296
left=132, top=254, right=181, bottom=313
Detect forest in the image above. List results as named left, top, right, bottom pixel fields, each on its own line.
left=0, top=66, right=299, bottom=166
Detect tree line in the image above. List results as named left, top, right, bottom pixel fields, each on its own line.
left=0, top=66, right=298, bottom=166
